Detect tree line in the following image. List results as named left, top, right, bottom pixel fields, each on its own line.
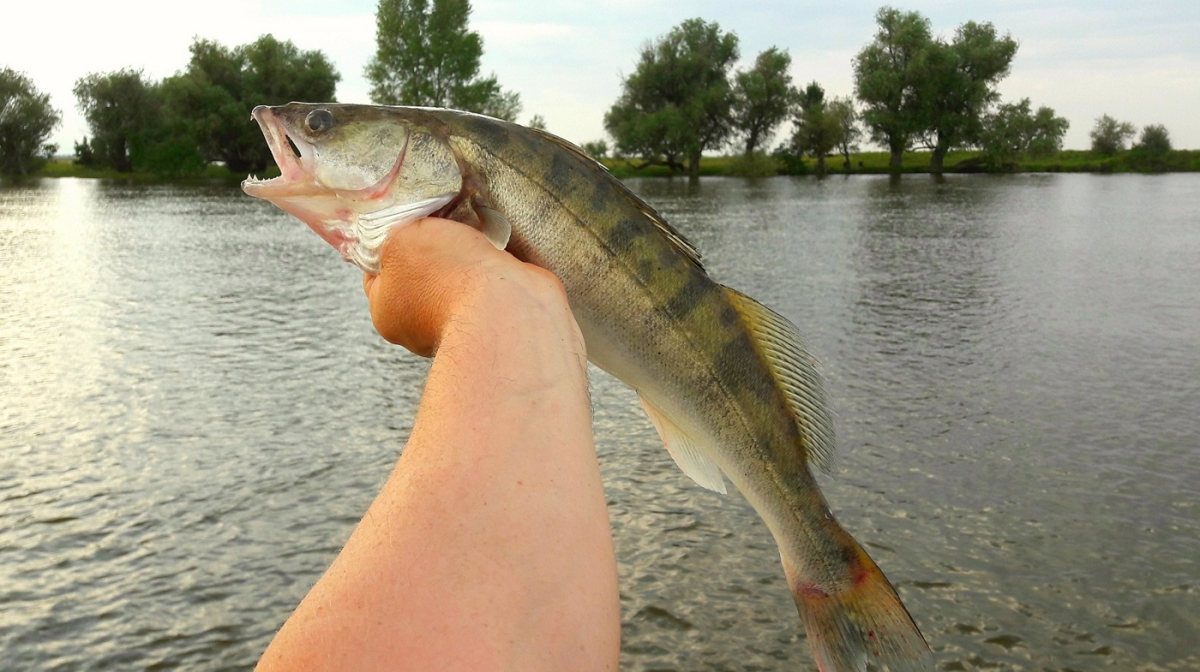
left=0, top=0, right=517, bottom=178
left=600, top=7, right=1176, bottom=176
left=0, top=2, right=1181, bottom=179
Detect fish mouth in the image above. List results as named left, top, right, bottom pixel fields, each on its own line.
left=242, top=106, right=325, bottom=198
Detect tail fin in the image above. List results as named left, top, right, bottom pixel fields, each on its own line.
left=790, top=556, right=932, bottom=672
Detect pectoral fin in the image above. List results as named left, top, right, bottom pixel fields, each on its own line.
left=475, top=204, right=512, bottom=250
left=352, top=193, right=458, bottom=272
left=639, top=395, right=726, bottom=494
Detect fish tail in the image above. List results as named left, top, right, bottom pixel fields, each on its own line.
left=787, top=547, right=932, bottom=672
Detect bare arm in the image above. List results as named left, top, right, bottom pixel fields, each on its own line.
left=257, top=218, right=620, bottom=671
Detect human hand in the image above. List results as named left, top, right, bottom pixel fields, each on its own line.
left=361, top=217, right=571, bottom=358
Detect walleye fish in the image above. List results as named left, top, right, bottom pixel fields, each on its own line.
left=243, top=103, right=932, bottom=672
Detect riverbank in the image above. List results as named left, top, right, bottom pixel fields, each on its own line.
left=17, top=149, right=1199, bottom=183
left=31, top=160, right=261, bottom=183
left=601, top=149, right=1200, bottom=178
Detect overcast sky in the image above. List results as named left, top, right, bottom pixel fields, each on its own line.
left=4, top=0, right=1199, bottom=154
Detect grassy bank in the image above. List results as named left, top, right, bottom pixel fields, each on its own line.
left=22, top=149, right=1200, bottom=183
left=603, top=149, right=1200, bottom=178
left=30, top=159, right=274, bottom=183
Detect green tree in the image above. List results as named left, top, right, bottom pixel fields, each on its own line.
left=365, top=0, right=521, bottom=121
left=829, top=97, right=861, bottom=172
left=731, top=47, right=796, bottom=155
left=1090, top=114, right=1136, bottom=155
left=853, top=7, right=933, bottom=170
left=918, top=21, right=1018, bottom=174
left=0, top=68, right=61, bottom=177
left=581, top=139, right=608, bottom=159
left=978, top=98, right=1068, bottom=168
left=604, top=18, right=739, bottom=178
left=162, top=35, right=340, bottom=173
left=73, top=68, right=162, bottom=173
left=526, top=114, right=547, bottom=131
left=73, top=138, right=96, bottom=167
left=1028, top=105, right=1070, bottom=158
left=789, top=82, right=842, bottom=175
left=1136, top=124, right=1171, bottom=154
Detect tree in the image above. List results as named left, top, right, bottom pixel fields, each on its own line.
left=365, top=0, right=521, bottom=121
left=731, top=47, right=796, bottom=155
left=73, top=69, right=162, bottom=173
left=979, top=98, right=1068, bottom=168
left=526, top=114, right=547, bottom=131
left=917, top=21, right=1018, bottom=174
left=789, top=82, right=842, bottom=175
left=1090, top=114, right=1136, bottom=155
left=162, top=35, right=340, bottom=173
left=604, top=18, right=739, bottom=178
left=0, top=68, right=61, bottom=177
left=829, top=97, right=861, bottom=172
left=1136, top=124, right=1171, bottom=155
left=581, top=139, right=608, bottom=159
left=1028, top=105, right=1070, bottom=158
left=853, top=7, right=933, bottom=170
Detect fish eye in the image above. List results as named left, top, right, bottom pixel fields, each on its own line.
left=305, top=109, right=334, bottom=134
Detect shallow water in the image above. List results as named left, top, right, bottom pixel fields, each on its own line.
left=1, top=175, right=1197, bottom=670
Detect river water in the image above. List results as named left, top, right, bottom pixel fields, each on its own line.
left=1, top=174, right=1197, bottom=671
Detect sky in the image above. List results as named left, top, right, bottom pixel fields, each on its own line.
left=4, top=0, right=1199, bottom=154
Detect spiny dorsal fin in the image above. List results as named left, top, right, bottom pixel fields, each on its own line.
left=639, top=395, right=727, bottom=494
left=527, top=126, right=703, bottom=270
left=723, top=286, right=837, bottom=473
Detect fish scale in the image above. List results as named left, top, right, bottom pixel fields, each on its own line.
left=243, top=102, right=932, bottom=672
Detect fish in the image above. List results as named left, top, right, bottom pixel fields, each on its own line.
left=242, top=102, right=933, bottom=672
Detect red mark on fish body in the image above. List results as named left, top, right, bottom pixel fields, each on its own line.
left=795, top=583, right=829, bottom=599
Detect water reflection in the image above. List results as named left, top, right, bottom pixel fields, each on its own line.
left=2, top=175, right=1198, bottom=670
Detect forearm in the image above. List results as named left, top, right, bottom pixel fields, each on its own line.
left=258, top=275, right=620, bottom=671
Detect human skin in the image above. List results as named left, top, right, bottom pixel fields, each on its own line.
left=256, top=218, right=621, bottom=672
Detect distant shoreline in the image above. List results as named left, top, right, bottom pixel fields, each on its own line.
left=601, top=149, right=1200, bottom=178
left=14, top=149, right=1200, bottom=183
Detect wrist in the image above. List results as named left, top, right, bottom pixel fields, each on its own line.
left=436, top=265, right=588, bottom=390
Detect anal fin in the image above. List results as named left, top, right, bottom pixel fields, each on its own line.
left=639, top=395, right=726, bottom=494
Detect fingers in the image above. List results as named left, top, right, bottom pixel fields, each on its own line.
left=361, top=218, right=512, bottom=356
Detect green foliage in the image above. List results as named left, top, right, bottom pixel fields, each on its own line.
left=73, top=138, right=97, bottom=167
left=526, top=114, right=547, bottom=131
left=1136, top=124, right=1171, bottom=155
left=365, top=0, right=520, bottom=121
left=73, top=68, right=164, bottom=173
left=788, top=82, right=843, bottom=175
left=725, top=151, right=781, bottom=177
left=0, top=67, right=61, bottom=177
left=829, top=97, right=861, bottom=172
left=852, top=7, right=933, bottom=168
left=918, top=21, right=1018, bottom=173
left=731, top=47, right=796, bottom=155
left=604, top=18, right=739, bottom=178
left=1090, top=114, right=1136, bottom=156
left=979, top=98, right=1068, bottom=168
left=581, top=139, right=608, bottom=159
left=161, top=35, right=340, bottom=173
left=1027, top=106, right=1070, bottom=158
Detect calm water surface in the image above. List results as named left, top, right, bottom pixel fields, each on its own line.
left=1, top=175, right=1197, bottom=670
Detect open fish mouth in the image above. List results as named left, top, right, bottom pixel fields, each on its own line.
left=240, top=103, right=462, bottom=273
left=242, top=106, right=325, bottom=199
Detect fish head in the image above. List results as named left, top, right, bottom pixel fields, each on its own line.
left=242, top=103, right=464, bottom=273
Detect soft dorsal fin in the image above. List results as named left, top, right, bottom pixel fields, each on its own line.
left=723, top=287, right=837, bottom=473
left=527, top=126, right=703, bottom=270
left=639, top=395, right=727, bottom=494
